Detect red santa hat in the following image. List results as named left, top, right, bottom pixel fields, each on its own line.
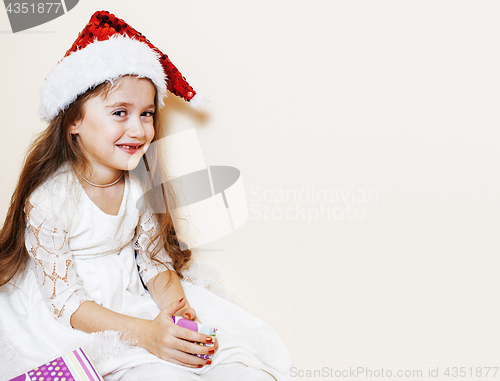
left=39, top=10, right=203, bottom=121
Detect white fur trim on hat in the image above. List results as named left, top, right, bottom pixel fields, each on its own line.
left=189, top=92, right=210, bottom=108
left=39, top=35, right=167, bottom=121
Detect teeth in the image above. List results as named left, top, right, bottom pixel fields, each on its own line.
left=121, top=145, right=139, bottom=149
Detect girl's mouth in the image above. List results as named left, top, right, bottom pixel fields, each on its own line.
left=117, top=144, right=143, bottom=154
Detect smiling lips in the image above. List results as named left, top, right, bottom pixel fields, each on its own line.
left=117, top=144, right=143, bottom=155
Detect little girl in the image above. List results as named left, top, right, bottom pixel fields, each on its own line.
left=0, top=10, right=292, bottom=381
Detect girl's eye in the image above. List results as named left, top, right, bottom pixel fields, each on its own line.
left=142, top=111, right=155, bottom=117
left=113, top=110, right=127, bottom=117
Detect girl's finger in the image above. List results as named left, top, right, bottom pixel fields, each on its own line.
left=214, top=338, right=219, bottom=352
left=182, top=307, right=196, bottom=320
left=172, top=325, right=214, bottom=347
left=170, top=334, right=216, bottom=358
left=159, top=298, right=186, bottom=321
left=162, top=347, right=209, bottom=368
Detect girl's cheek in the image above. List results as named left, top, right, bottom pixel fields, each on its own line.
left=148, top=126, right=155, bottom=143
left=111, top=128, right=127, bottom=141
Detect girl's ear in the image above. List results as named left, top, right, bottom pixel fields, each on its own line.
left=69, top=118, right=83, bottom=135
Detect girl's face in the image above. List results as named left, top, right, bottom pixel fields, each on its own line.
left=70, top=76, right=156, bottom=176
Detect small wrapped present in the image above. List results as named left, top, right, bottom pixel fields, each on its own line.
left=9, top=348, right=103, bottom=381
left=172, top=316, right=218, bottom=360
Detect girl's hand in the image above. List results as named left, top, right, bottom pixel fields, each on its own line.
left=174, top=305, right=198, bottom=322
left=142, top=298, right=215, bottom=368
left=175, top=304, right=219, bottom=355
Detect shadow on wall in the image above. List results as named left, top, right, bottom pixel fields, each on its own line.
left=159, top=92, right=211, bottom=134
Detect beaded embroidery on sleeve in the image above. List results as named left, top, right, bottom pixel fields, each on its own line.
left=134, top=210, right=174, bottom=286
left=25, top=201, right=93, bottom=328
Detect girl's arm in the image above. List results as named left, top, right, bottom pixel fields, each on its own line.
left=70, top=298, right=214, bottom=368
left=134, top=211, right=218, bottom=354
left=146, top=269, right=200, bottom=322
left=146, top=270, right=220, bottom=352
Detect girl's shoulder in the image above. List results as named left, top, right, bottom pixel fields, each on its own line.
left=29, top=163, right=78, bottom=203
left=27, top=163, right=82, bottom=226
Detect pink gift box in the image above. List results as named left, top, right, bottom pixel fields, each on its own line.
left=172, top=316, right=218, bottom=360
left=9, top=348, right=103, bottom=381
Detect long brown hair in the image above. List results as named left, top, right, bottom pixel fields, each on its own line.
left=0, top=76, right=191, bottom=286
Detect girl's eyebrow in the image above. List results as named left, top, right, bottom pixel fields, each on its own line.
left=106, top=102, right=155, bottom=110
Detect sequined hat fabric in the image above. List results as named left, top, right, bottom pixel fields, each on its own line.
left=39, top=10, right=199, bottom=121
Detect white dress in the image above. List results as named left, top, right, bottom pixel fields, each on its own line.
left=0, top=165, right=293, bottom=381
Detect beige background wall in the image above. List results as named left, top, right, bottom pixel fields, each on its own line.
left=1, top=1, right=499, bottom=379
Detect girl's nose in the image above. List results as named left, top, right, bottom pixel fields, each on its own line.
left=127, top=117, right=146, bottom=139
